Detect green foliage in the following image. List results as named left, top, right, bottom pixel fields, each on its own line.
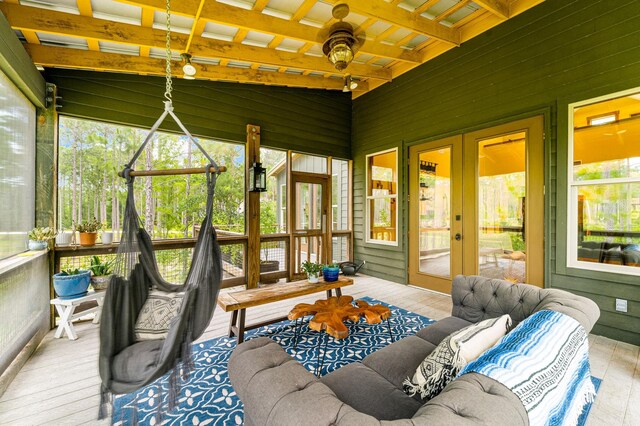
left=60, top=268, right=84, bottom=276
left=88, top=255, right=114, bottom=276
left=28, top=227, right=57, bottom=241
left=75, top=218, right=102, bottom=233
left=300, top=260, right=322, bottom=275
left=324, top=262, right=340, bottom=269
left=509, top=233, right=526, bottom=252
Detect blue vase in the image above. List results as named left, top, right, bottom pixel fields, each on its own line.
left=53, top=270, right=91, bottom=299
left=323, top=267, right=340, bottom=282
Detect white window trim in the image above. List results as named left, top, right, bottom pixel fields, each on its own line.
left=567, top=87, right=640, bottom=276
left=365, top=148, right=399, bottom=247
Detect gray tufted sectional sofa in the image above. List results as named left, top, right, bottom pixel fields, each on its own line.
left=228, top=275, right=600, bottom=426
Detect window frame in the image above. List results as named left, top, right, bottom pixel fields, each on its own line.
left=567, top=87, right=640, bottom=276
left=365, top=148, right=399, bottom=246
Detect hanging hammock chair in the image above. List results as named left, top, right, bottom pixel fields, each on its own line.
left=97, top=101, right=224, bottom=418
left=98, top=1, right=224, bottom=417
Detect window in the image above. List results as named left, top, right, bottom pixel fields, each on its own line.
left=366, top=149, right=398, bottom=245
left=332, top=159, right=349, bottom=231
left=57, top=117, right=245, bottom=240
left=568, top=88, right=640, bottom=275
left=0, top=71, right=36, bottom=260
left=260, top=148, right=287, bottom=234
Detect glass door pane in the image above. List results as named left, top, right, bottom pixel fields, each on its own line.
left=477, top=131, right=527, bottom=283
left=419, top=148, right=452, bottom=278
left=295, top=182, right=322, bottom=230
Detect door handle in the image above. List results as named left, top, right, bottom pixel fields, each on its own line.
left=454, top=233, right=462, bottom=241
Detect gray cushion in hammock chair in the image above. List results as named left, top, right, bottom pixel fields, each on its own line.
left=112, top=340, right=164, bottom=384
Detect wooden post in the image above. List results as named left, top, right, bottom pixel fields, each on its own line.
left=246, top=125, right=261, bottom=289
left=287, top=150, right=295, bottom=281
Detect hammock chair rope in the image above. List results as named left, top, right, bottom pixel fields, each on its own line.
left=98, top=0, right=223, bottom=420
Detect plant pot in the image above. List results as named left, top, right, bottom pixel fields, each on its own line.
left=90, top=275, right=112, bottom=291
left=307, top=272, right=319, bottom=284
left=56, top=232, right=72, bottom=246
left=322, top=267, right=340, bottom=282
left=101, top=231, right=114, bottom=245
left=28, top=240, right=48, bottom=251
left=260, top=260, right=280, bottom=284
left=79, top=232, right=98, bottom=247
left=53, top=270, right=91, bottom=299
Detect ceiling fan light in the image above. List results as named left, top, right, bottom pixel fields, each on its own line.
left=350, top=80, right=358, bottom=90
left=327, top=41, right=354, bottom=71
left=183, top=74, right=196, bottom=80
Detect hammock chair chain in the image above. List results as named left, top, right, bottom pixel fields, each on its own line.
left=164, top=0, right=173, bottom=102
left=119, top=0, right=226, bottom=181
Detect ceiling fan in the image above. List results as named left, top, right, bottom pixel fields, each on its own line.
left=320, top=3, right=365, bottom=74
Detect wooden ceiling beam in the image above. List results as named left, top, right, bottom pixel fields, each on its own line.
left=473, top=0, right=509, bottom=19
left=25, top=44, right=369, bottom=91
left=189, top=38, right=391, bottom=80
left=114, top=0, right=423, bottom=64
left=325, top=0, right=460, bottom=46
left=1, top=3, right=390, bottom=80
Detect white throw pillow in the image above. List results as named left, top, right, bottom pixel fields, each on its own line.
left=457, top=314, right=512, bottom=363
left=134, top=289, right=184, bottom=341
left=403, top=314, right=512, bottom=400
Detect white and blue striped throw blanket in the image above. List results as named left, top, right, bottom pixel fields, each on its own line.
left=459, top=310, right=595, bottom=426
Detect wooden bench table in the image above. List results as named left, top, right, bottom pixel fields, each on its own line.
left=217, top=277, right=353, bottom=343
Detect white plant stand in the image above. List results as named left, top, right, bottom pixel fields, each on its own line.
left=50, top=291, right=105, bottom=340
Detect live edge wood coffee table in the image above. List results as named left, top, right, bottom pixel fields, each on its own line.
left=216, top=277, right=353, bottom=343
left=288, top=296, right=393, bottom=375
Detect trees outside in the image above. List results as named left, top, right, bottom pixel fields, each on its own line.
left=58, top=117, right=245, bottom=239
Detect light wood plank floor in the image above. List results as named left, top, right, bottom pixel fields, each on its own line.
left=0, top=275, right=637, bottom=425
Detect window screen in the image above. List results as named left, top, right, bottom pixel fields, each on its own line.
left=0, top=71, right=36, bottom=260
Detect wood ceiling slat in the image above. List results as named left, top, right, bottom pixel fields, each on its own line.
left=116, top=0, right=423, bottom=63
left=138, top=8, right=154, bottom=57
left=435, top=0, right=470, bottom=23
left=414, top=0, right=441, bottom=15
left=0, top=3, right=390, bottom=80
left=26, top=43, right=369, bottom=91
left=473, top=0, right=510, bottom=19
left=77, top=0, right=103, bottom=51
left=324, top=0, right=460, bottom=45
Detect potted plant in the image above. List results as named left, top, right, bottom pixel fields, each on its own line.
left=75, top=218, right=102, bottom=247
left=322, top=262, right=340, bottom=282
left=88, top=255, right=114, bottom=291
left=55, top=229, right=72, bottom=246
left=53, top=268, right=91, bottom=299
left=101, top=229, right=114, bottom=245
left=301, top=260, right=322, bottom=284
left=27, top=227, right=57, bottom=250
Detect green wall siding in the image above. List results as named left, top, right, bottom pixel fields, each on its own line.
left=46, top=69, right=352, bottom=159
left=0, top=12, right=45, bottom=107
left=352, top=0, right=640, bottom=345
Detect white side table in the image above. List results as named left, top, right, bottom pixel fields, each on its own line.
left=50, top=291, right=106, bottom=340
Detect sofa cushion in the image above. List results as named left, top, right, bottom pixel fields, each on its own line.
left=416, top=316, right=473, bottom=346
left=362, top=335, right=437, bottom=390
left=321, top=362, right=423, bottom=420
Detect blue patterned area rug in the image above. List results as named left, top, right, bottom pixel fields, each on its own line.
left=111, top=298, right=601, bottom=426
left=112, top=297, right=434, bottom=425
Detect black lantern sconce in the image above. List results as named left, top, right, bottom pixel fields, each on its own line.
left=249, top=162, right=267, bottom=192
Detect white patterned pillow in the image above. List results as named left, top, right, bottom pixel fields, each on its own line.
left=134, top=290, right=184, bottom=341
left=403, top=314, right=511, bottom=400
